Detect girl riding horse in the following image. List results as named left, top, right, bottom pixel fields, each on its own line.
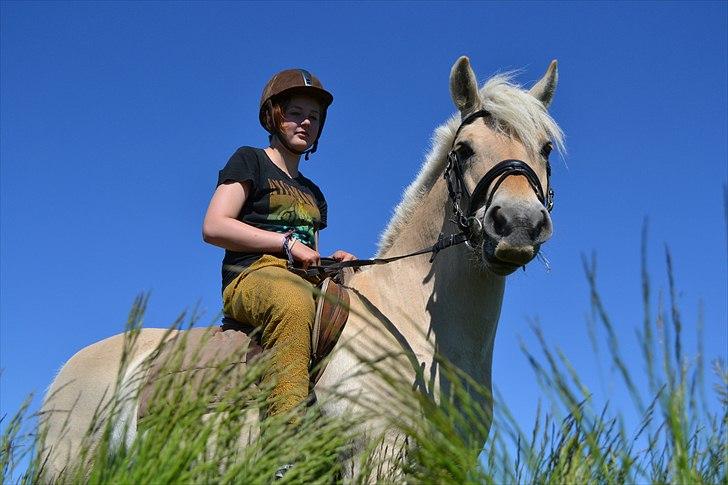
left=202, top=69, right=356, bottom=425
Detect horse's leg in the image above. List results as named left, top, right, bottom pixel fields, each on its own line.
left=328, top=410, right=407, bottom=483
left=318, top=364, right=407, bottom=481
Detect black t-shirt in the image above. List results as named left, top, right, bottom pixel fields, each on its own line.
left=216, top=146, right=327, bottom=291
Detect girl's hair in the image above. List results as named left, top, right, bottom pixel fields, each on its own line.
left=269, top=98, right=289, bottom=138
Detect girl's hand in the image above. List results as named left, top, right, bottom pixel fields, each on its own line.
left=290, top=239, right=320, bottom=269
left=331, top=250, right=357, bottom=262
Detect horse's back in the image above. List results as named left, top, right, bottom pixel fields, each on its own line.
left=39, top=328, right=177, bottom=478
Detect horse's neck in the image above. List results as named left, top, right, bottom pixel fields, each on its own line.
left=354, top=176, right=505, bottom=382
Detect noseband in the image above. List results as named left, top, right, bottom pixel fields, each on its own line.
left=444, top=109, right=555, bottom=237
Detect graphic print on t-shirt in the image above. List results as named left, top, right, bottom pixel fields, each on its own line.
left=267, top=178, right=320, bottom=247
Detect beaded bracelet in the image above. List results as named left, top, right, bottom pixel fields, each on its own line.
left=282, top=231, right=295, bottom=266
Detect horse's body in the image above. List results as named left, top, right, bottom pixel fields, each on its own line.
left=40, top=57, right=564, bottom=478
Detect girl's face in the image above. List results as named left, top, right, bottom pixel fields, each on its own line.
left=279, top=95, right=321, bottom=153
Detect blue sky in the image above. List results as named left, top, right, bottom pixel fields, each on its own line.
left=1, top=0, right=726, bottom=458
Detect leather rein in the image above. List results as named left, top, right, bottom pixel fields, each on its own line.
left=289, top=109, right=555, bottom=281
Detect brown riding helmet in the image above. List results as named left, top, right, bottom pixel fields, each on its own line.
left=259, top=69, right=333, bottom=157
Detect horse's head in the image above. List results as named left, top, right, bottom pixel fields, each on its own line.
left=448, top=56, right=563, bottom=275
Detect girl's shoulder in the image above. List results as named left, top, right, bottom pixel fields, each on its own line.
left=218, top=146, right=265, bottom=188
left=230, top=146, right=264, bottom=163
left=224, top=146, right=268, bottom=173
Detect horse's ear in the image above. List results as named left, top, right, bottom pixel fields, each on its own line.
left=529, top=60, right=558, bottom=108
left=450, top=56, right=482, bottom=116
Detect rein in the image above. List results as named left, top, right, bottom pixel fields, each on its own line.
left=291, top=109, right=555, bottom=280
left=289, top=232, right=469, bottom=281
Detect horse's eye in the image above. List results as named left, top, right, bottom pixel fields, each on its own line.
left=540, top=142, right=553, bottom=159
left=456, top=143, right=474, bottom=161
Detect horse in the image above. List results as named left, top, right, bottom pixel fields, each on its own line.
left=39, top=56, right=564, bottom=479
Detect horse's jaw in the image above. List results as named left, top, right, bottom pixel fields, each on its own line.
left=478, top=237, right=543, bottom=275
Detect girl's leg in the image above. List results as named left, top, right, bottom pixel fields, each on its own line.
left=223, top=256, right=315, bottom=420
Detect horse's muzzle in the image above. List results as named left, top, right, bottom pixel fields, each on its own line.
left=478, top=201, right=553, bottom=274
left=479, top=242, right=535, bottom=275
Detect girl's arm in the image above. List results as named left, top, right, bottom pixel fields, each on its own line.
left=203, top=181, right=321, bottom=267
left=203, top=181, right=284, bottom=253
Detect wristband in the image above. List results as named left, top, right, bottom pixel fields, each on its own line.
left=282, top=231, right=295, bottom=266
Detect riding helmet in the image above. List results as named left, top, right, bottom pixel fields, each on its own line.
left=259, top=68, right=333, bottom=157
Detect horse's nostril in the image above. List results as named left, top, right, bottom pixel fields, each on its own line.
left=531, top=209, right=553, bottom=243
left=489, top=206, right=510, bottom=237
left=530, top=210, right=546, bottom=240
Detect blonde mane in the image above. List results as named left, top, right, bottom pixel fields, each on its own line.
left=376, top=73, right=565, bottom=256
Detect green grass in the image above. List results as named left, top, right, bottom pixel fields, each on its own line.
left=2, top=236, right=726, bottom=484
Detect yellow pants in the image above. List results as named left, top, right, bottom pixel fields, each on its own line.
left=223, top=254, right=315, bottom=420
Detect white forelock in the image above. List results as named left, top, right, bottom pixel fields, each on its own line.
left=376, top=73, right=565, bottom=256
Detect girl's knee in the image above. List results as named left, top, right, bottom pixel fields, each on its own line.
left=256, top=267, right=315, bottom=312
left=231, top=266, right=314, bottom=334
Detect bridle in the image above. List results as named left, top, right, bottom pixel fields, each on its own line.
left=291, top=109, right=556, bottom=280
left=444, top=109, right=554, bottom=241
